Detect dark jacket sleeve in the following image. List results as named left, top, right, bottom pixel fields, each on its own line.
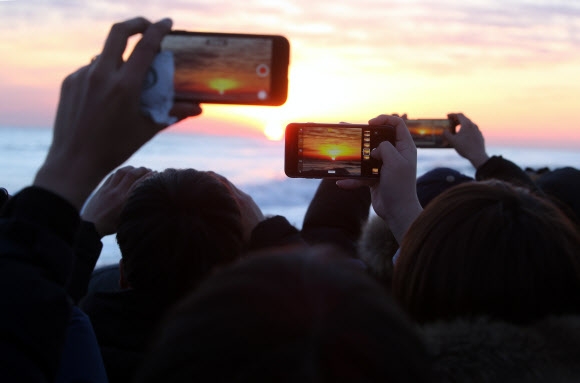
left=475, top=155, right=541, bottom=193
left=0, top=186, right=79, bottom=382
left=301, top=179, right=371, bottom=257
left=68, top=221, right=103, bottom=303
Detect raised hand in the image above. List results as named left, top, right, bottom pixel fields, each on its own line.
left=82, top=166, right=153, bottom=237
left=34, top=17, right=201, bottom=210
left=444, top=113, right=490, bottom=169
left=337, top=114, right=422, bottom=243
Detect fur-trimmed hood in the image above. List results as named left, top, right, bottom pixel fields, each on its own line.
left=421, top=315, right=580, bottom=382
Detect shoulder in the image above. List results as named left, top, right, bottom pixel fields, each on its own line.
left=422, top=315, right=580, bottom=382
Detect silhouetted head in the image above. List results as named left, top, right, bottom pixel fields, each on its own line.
left=416, top=167, right=473, bottom=208
left=393, top=180, right=580, bottom=325
left=136, top=246, right=432, bottom=383
left=0, top=187, right=9, bottom=211
left=117, top=168, right=244, bottom=303
left=535, top=166, right=580, bottom=226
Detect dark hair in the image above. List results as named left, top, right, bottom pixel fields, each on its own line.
left=535, top=166, right=580, bottom=226
left=136, top=246, right=432, bottom=383
left=116, top=168, right=244, bottom=302
left=393, top=180, right=580, bottom=325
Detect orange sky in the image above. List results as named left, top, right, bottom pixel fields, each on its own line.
left=1, top=1, right=580, bottom=147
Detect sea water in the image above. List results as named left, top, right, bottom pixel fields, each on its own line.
left=1, top=126, right=579, bottom=266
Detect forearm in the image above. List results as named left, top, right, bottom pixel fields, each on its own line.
left=382, top=199, right=423, bottom=245
left=34, top=157, right=108, bottom=212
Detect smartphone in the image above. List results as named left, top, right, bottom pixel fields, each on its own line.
left=160, top=30, right=290, bottom=106
left=406, top=118, right=457, bottom=148
left=285, top=123, right=396, bottom=179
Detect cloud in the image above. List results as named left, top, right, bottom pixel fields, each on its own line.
left=1, top=0, right=580, bottom=130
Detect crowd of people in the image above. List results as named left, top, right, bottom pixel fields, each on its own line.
left=1, top=16, right=580, bottom=383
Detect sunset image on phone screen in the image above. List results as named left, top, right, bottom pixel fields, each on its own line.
left=300, top=127, right=362, bottom=176
left=162, top=34, right=273, bottom=102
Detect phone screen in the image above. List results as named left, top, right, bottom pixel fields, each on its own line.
left=284, top=123, right=395, bottom=178
left=161, top=31, right=289, bottom=105
left=406, top=119, right=454, bottom=148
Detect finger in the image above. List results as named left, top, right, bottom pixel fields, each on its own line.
left=124, top=18, right=173, bottom=82
left=53, top=66, right=90, bottom=140
left=336, top=179, right=375, bottom=190
left=126, top=168, right=155, bottom=194
left=119, top=166, right=152, bottom=186
left=170, top=102, right=202, bottom=121
left=442, top=128, right=454, bottom=142
left=98, top=166, right=135, bottom=189
left=373, top=115, right=414, bottom=150
left=106, top=166, right=149, bottom=190
left=371, top=141, right=398, bottom=163
left=454, top=113, right=470, bottom=129
left=368, top=114, right=395, bottom=126
left=99, top=17, right=152, bottom=71
left=99, top=169, right=122, bottom=188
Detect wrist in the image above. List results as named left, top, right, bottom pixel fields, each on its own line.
left=382, top=198, right=423, bottom=244
left=469, top=152, right=490, bottom=169
left=34, top=158, right=106, bottom=211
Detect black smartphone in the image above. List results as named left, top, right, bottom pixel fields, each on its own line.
left=160, top=30, right=290, bottom=106
left=406, top=118, right=457, bottom=148
left=285, top=123, right=396, bottom=179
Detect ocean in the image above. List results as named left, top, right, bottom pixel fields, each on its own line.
left=1, top=125, right=579, bottom=267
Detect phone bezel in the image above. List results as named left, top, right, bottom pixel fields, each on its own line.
left=163, top=30, right=290, bottom=106
left=284, top=123, right=396, bottom=179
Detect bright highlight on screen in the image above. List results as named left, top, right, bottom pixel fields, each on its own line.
left=209, top=78, right=240, bottom=95
left=318, top=144, right=358, bottom=161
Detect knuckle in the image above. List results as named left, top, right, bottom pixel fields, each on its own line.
left=109, top=21, right=127, bottom=36
left=61, top=66, right=89, bottom=92
left=61, top=73, right=76, bottom=91
left=134, top=38, right=158, bottom=55
left=112, top=76, right=133, bottom=94
left=87, top=65, right=109, bottom=87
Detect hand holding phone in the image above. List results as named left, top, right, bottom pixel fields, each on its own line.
left=443, top=113, right=490, bottom=168
left=336, top=114, right=423, bottom=244
left=284, top=123, right=395, bottom=179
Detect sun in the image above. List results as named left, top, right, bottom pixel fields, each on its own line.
left=263, top=120, right=285, bottom=141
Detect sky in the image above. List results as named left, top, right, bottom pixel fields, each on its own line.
left=1, top=0, right=580, bottom=147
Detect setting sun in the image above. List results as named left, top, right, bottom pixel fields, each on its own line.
left=263, top=120, right=286, bottom=141
left=2, top=1, right=580, bottom=148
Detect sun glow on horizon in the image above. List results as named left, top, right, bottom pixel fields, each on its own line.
left=2, top=1, right=580, bottom=148
left=264, top=120, right=285, bottom=140
left=318, top=143, right=358, bottom=161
